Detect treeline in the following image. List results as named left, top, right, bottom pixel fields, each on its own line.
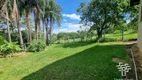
left=0, top=0, right=62, bottom=50
left=0, top=0, right=62, bottom=57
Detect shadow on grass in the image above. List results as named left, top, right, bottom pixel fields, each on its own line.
left=22, top=44, right=128, bottom=80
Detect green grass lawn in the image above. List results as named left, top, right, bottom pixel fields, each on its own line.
left=105, top=30, right=137, bottom=41
left=57, top=30, right=137, bottom=43
left=0, top=42, right=130, bottom=80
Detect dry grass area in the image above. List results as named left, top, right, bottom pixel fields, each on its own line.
left=0, top=52, right=32, bottom=58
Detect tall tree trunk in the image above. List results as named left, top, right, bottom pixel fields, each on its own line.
left=38, top=18, right=41, bottom=39
left=96, top=28, right=103, bottom=42
left=6, top=20, right=11, bottom=42
left=17, top=22, right=24, bottom=50
left=104, top=29, right=106, bottom=41
left=45, top=19, right=49, bottom=46
left=42, top=19, right=46, bottom=41
left=6, top=12, right=11, bottom=42
left=26, top=9, right=32, bottom=44
left=33, top=8, right=39, bottom=40
left=5, top=1, right=11, bottom=42
left=12, top=0, right=24, bottom=50
left=122, top=26, right=124, bottom=41
left=49, top=16, right=53, bottom=45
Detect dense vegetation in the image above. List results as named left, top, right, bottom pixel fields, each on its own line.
left=0, top=0, right=62, bottom=55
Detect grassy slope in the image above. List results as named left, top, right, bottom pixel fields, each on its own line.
left=58, top=30, right=137, bottom=43
left=105, top=30, right=137, bottom=41
left=0, top=42, right=129, bottom=80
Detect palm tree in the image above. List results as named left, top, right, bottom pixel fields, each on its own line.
left=12, top=0, right=24, bottom=50
left=20, top=0, right=40, bottom=43
left=0, top=0, right=12, bottom=42
left=49, top=0, right=62, bottom=44
left=27, top=0, right=41, bottom=40
left=42, top=0, right=50, bottom=45
left=20, top=0, right=42, bottom=42
left=40, top=0, right=46, bottom=41
left=43, top=0, right=62, bottom=45
left=25, top=8, right=32, bottom=44
left=33, top=7, right=40, bottom=40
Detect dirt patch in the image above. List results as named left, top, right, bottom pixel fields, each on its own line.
left=112, top=58, right=126, bottom=63
left=124, top=41, right=142, bottom=80
left=0, top=52, right=32, bottom=58
left=131, top=45, right=142, bottom=80
left=12, top=52, right=32, bottom=57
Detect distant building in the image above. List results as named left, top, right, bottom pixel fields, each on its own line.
left=131, top=0, right=142, bottom=52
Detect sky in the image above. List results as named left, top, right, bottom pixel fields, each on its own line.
left=53, top=0, right=90, bottom=34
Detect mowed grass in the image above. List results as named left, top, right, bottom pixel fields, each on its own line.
left=105, top=30, right=137, bottom=41
left=0, top=42, right=130, bottom=80
left=57, top=30, right=137, bottom=43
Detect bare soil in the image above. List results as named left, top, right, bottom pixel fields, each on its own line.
left=125, top=41, right=142, bottom=80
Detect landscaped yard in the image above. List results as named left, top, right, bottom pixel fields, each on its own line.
left=0, top=42, right=130, bottom=80
left=0, top=0, right=139, bottom=79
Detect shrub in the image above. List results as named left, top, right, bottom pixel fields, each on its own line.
left=0, top=36, right=4, bottom=45
left=28, top=40, right=46, bottom=52
left=0, top=40, right=22, bottom=56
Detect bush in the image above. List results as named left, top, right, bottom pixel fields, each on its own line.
left=0, top=36, right=4, bottom=45
left=0, top=40, right=22, bottom=56
left=28, top=40, right=46, bottom=52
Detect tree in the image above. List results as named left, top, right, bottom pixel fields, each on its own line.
left=20, top=0, right=34, bottom=44
left=114, top=0, right=130, bottom=41
left=127, top=5, right=139, bottom=32
left=88, top=30, right=94, bottom=41
left=77, top=0, right=131, bottom=42
left=12, top=0, right=24, bottom=50
left=0, top=0, right=62, bottom=48
left=50, top=34, right=57, bottom=44
left=57, top=32, right=64, bottom=43
left=0, top=0, right=12, bottom=42
left=33, top=7, right=39, bottom=40
left=42, top=0, right=62, bottom=45
left=69, top=32, right=79, bottom=42
left=77, top=30, right=86, bottom=42
left=48, top=0, right=62, bottom=45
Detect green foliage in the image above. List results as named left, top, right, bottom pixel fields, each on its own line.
left=50, top=34, right=57, bottom=44
left=69, top=32, right=79, bottom=39
left=28, top=40, right=46, bottom=52
left=57, top=32, right=68, bottom=40
left=77, top=30, right=86, bottom=41
left=0, top=40, right=22, bottom=55
left=0, top=36, right=4, bottom=45
left=77, top=0, right=137, bottom=41
left=56, top=32, right=80, bottom=43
